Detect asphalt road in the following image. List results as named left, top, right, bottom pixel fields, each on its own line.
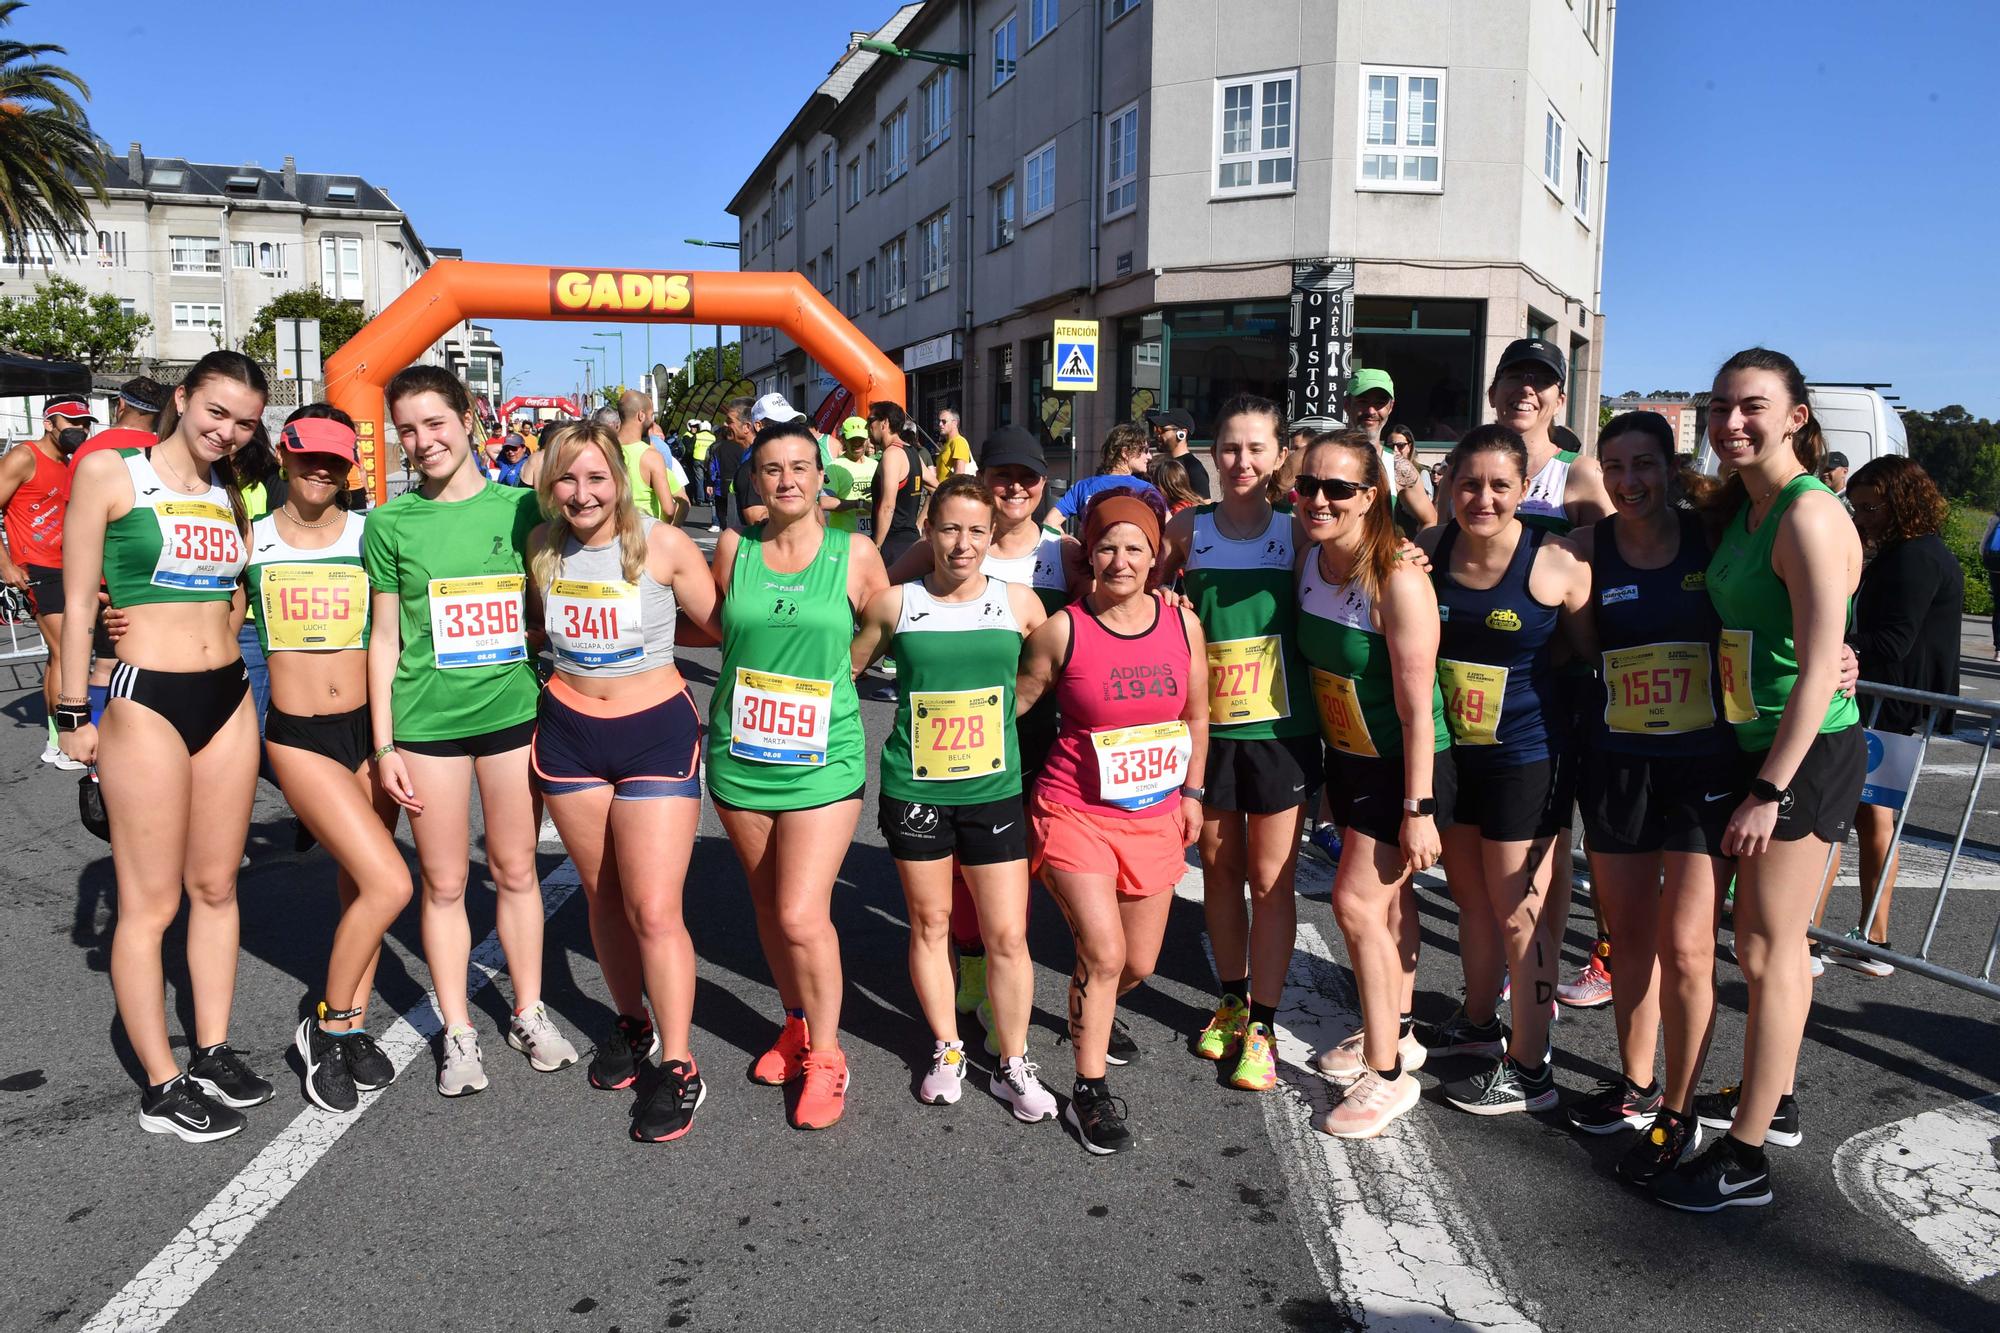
left=1, top=521, right=1995, bottom=1333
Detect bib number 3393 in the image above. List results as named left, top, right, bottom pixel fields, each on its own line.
left=151, top=501, right=242, bottom=591
left=427, top=575, right=526, bottom=669
left=731, top=668, right=834, bottom=765
left=1092, top=721, right=1192, bottom=812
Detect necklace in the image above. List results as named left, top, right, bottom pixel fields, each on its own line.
left=1213, top=503, right=1267, bottom=543
left=152, top=448, right=209, bottom=495
left=281, top=504, right=339, bottom=530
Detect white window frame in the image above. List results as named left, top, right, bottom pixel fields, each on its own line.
left=170, top=233, right=221, bottom=274
left=319, top=234, right=362, bottom=300
left=991, top=176, right=1017, bottom=249
left=1356, top=65, right=1444, bottom=193
left=94, top=229, right=128, bottom=267
left=170, top=301, right=223, bottom=332
left=1213, top=70, right=1298, bottom=198
left=865, top=144, right=877, bottom=193
left=776, top=178, right=795, bottom=236
left=232, top=239, right=289, bottom=277
left=865, top=256, right=878, bottom=309
left=882, top=236, right=907, bottom=311
left=1572, top=142, right=1592, bottom=224
left=920, top=70, right=953, bottom=157
left=881, top=106, right=910, bottom=186
left=918, top=208, right=951, bottom=297
left=846, top=267, right=861, bottom=315
left=1103, top=101, right=1139, bottom=219
left=118, top=297, right=138, bottom=318
left=1109, top=0, right=1141, bottom=18
left=846, top=158, right=860, bottom=209
left=1029, top=0, right=1058, bottom=46
left=992, top=12, right=1018, bottom=88
left=1023, top=139, right=1056, bottom=223
left=1542, top=106, right=1566, bottom=197
left=820, top=247, right=835, bottom=295
left=804, top=162, right=816, bottom=202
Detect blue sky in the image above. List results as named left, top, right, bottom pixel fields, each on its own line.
left=57, top=0, right=2000, bottom=418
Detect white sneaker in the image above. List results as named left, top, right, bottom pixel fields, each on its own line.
left=437, top=1024, right=488, bottom=1097
left=919, top=1040, right=966, bottom=1105
left=991, top=1055, right=1058, bottom=1122
left=507, top=1001, right=579, bottom=1072
left=41, top=743, right=83, bottom=770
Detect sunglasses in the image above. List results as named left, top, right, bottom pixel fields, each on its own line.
left=1294, top=475, right=1375, bottom=503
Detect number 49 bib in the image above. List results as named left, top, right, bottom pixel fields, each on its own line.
left=1092, top=720, right=1192, bottom=812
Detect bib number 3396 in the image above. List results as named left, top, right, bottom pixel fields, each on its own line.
left=732, top=668, right=834, bottom=765
left=428, top=575, right=526, bottom=669
left=1092, top=721, right=1192, bottom=812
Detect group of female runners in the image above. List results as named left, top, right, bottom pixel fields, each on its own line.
left=56, top=344, right=1859, bottom=1208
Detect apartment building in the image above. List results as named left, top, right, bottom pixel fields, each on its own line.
left=729, top=0, right=1613, bottom=466
left=1602, top=391, right=1700, bottom=455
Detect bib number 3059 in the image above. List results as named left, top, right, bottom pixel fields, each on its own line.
left=731, top=668, right=834, bottom=766
left=1092, top=721, right=1193, bottom=812
left=428, top=575, right=526, bottom=669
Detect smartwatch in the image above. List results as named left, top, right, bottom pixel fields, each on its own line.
left=54, top=704, right=89, bottom=732
left=1180, top=784, right=1207, bottom=802
left=1747, top=777, right=1793, bottom=812
left=1402, top=796, right=1438, bottom=816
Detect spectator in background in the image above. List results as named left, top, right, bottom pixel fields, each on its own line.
left=70, top=376, right=163, bottom=472
left=934, top=406, right=974, bottom=476
left=687, top=418, right=712, bottom=505
left=1821, top=451, right=1852, bottom=514
left=711, top=396, right=756, bottom=533
left=1144, top=407, right=1208, bottom=498
left=1820, top=456, right=1961, bottom=977
left=493, top=434, right=529, bottom=486
left=826, top=416, right=878, bottom=535
left=1344, top=370, right=1437, bottom=528
left=1147, top=454, right=1202, bottom=515
left=1981, top=510, right=2000, bottom=661
left=1054, top=422, right=1161, bottom=527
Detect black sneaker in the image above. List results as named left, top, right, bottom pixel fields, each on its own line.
left=139, top=1075, right=246, bottom=1143
left=188, top=1042, right=275, bottom=1109
left=632, top=1060, right=706, bottom=1142
left=1652, top=1134, right=1772, bottom=1211
left=1442, top=1057, right=1558, bottom=1115
left=1693, top=1085, right=1801, bottom=1147
left=1065, top=1082, right=1134, bottom=1155
left=590, top=1013, right=660, bottom=1092
left=1416, top=1005, right=1507, bottom=1058
left=1617, top=1108, right=1702, bottom=1186
left=1565, top=1078, right=1662, bottom=1135
left=1106, top=1017, right=1139, bottom=1066
left=343, top=1032, right=395, bottom=1091
left=294, top=1018, right=358, bottom=1113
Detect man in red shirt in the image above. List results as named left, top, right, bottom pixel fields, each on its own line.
left=69, top=376, right=163, bottom=473
left=1, top=398, right=97, bottom=766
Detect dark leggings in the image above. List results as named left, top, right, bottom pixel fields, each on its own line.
left=1989, top=572, right=2000, bottom=650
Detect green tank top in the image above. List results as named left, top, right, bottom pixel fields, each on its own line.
left=707, top=525, right=866, bottom=809
left=101, top=449, right=246, bottom=607
left=1706, top=473, right=1859, bottom=751
left=622, top=440, right=661, bottom=520
left=1182, top=505, right=1316, bottom=740
left=246, top=510, right=369, bottom=655
left=881, top=576, right=1023, bottom=804
left=1296, top=551, right=1447, bottom=759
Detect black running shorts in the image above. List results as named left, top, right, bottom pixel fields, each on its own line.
left=1738, top=726, right=1867, bottom=845
left=1202, top=734, right=1321, bottom=815
left=1324, top=746, right=1458, bottom=845
left=879, top=793, right=1028, bottom=866
left=1582, top=748, right=1737, bottom=856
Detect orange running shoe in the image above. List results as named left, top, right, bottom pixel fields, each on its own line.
left=750, top=1014, right=809, bottom=1085
left=791, top=1048, right=850, bottom=1130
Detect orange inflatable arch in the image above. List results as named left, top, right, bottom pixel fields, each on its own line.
left=324, top=263, right=905, bottom=504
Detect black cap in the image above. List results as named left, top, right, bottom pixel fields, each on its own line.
left=1145, top=407, right=1195, bottom=432
left=1551, top=425, right=1583, bottom=454
left=1822, top=452, right=1849, bottom=470
left=978, top=425, right=1048, bottom=477
left=1496, top=337, right=1567, bottom=386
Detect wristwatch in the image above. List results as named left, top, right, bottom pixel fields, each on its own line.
left=1180, top=784, right=1207, bottom=802
left=1747, top=777, right=1794, bottom=812
left=54, top=704, right=89, bottom=732
left=1402, top=796, right=1438, bottom=816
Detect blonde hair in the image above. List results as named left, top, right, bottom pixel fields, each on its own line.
left=530, top=422, right=648, bottom=590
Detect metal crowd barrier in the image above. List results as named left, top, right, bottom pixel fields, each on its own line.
left=0, top=586, right=47, bottom=668
left=1809, top=679, right=2000, bottom=1002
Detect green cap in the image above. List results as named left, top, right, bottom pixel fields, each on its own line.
left=839, top=415, right=869, bottom=440
left=1345, top=368, right=1395, bottom=399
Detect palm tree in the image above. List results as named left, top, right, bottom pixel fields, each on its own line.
left=0, top=1, right=103, bottom=263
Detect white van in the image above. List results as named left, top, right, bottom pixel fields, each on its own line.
left=1695, top=383, right=1907, bottom=475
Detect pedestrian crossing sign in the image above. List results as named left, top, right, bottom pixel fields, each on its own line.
left=1052, top=319, right=1099, bottom=392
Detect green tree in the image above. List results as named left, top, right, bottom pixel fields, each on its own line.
left=239, top=288, right=369, bottom=365
left=0, top=2, right=105, bottom=262
left=1903, top=404, right=2000, bottom=505
left=0, top=273, right=146, bottom=366
left=1599, top=401, right=1615, bottom=430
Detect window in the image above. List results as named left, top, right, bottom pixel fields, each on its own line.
left=1104, top=102, right=1139, bottom=217
left=920, top=71, right=953, bottom=156
left=1110, top=0, right=1140, bottom=15
left=805, top=257, right=817, bottom=290
left=821, top=248, right=835, bottom=295
left=881, top=107, right=909, bottom=185
left=1577, top=0, right=1599, bottom=43
left=320, top=234, right=362, bottom=300
left=1542, top=107, right=1565, bottom=193
left=3, top=231, right=59, bottom=266
left=232, top=240, right=288, bottom=276
left=118, top=297, right=138, bottom=318
left=776, top=178, right=795, bottom=236
left=1359, top=67, right=1443, bottom=190
left=1351, top=297, right=1486, bottom=446
left=1024, top=140, right=1056, bottom=221
left=865, top=256, right=878, bottom=309
left=1573, top=143, right=1593, bottom=222
left=94, top=229, right=128, bottom=267
left=846, top=268, right=861, bottom=315
left=170, top=301, right=224, bottom=331
left=820, top=145, right=834, bottom=191
left=918, top=209, right=950, bottom=296
left=757, top=211, right=772, bottom=250
left=1215, top=71, right=1296, bottom=194
left=805, top=163, right=816, bottom=202
left=991, top=177, right=1017, bottom=248
left=846, top=158, right=860, bottom=208
left=866, top=143, right=877, bottom=193
left=170, top=234, right=221, bottom=274
left=1029, top=0, right=1057, bottom=45
left=992, top=12, right=1018, bottom=87
left=881, top=237, right=906, bottom=310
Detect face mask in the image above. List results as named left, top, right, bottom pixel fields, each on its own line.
left=57, top=427, right=87, bottom=455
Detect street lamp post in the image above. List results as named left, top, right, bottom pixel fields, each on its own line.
left=572, top=357, right=593, bottom=405
left=583, top=345, right=607, bottom=401
left=685, top=239, right=741, bottom=396
left=595, top=330, right=626, bottom=391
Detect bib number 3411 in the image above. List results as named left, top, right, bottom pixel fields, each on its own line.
left=428, top=575, right=526, bottom=669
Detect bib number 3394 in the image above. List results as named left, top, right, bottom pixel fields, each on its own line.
left=152, top=501, right=242, bottom=590
left=428, top=575, right=526, bottom=669
left=1092, top=721, right=1192, bottom=812
left=731, top=668, right=834, bottom=765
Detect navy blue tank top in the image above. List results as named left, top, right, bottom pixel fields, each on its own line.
left=1591, top=511, right=1731, bottom=756
left=1433, top=521, right=1564, bottom=767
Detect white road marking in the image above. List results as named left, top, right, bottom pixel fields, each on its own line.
left=80, top=863, right=581, bottom=1333
left=1832, top=1093, right=2000, bottom=1286
left=1177, top=860, right=1539, bottom=1329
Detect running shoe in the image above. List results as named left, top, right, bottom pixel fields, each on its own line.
left=1065, top=1082, right=1133, bottom=1155
left=342, top=1032, right=393, bottom=1091
left=1229, top=1022, right=1278, bottom=1091
left=139, top=1074, right=245, bottom=1143
left=588, top=1013, right=660, bottom=1091
left=1693, top=1085, right=1802, bottom=1147
left=632, top=1060, right=706, bottom=1143
left=1303, top=824, right=1343, bottom=866
left=1652, top=1135, right=1772, bottom=1212
left=1616, top=1108, right=1702, bottom=1186
left=1442, top=1057, right=1557, bottom=1115
left=792, top=1049, right=850, bottom=1130
left=1193, top=995, right=1249, bottom=1061
left=40, top=742, right=84, bottom=771
left=1564, top=1078, right=1662, bottom=1135
left=1106, top=1016, right=1140, bottom=1066
left=187, top=1042, right=274, bottom=1108
left=919, top=1040, right=967, bottom=1105
left=507, top=1001, right=579, bottom=1072
left=1808, top=947, right=1825, bottom=979
left=991, top=1056, right=1059, bottom=1122
left=954, top=954, right=988, bottom=1015
left=1415, top=1006, right=1507, bottom=1059
left=437, top=1023, right=488, bottom=1097
left=1312, top=1027, right=1429, bottom=1084
left=1556, top=952, right=1614, bottom=1008
left=751, top=1014, right=809, bottom=1085
left=1832, top=928, right=1895, bottom=978
left=294, top=1018, right=358, bottom=1113
left=1314, top=1068, right=1421, bottom=1139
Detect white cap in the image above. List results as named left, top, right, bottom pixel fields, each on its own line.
left=751, top=392, right=805, bottom=425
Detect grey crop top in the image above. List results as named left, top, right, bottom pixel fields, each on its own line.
left=544, top=515, right=679, bottom=677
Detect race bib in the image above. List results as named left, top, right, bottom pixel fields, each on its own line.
left=1310, top=668, right=1379, bottom=758
left=259, top=564, right=366, bottom=651
left=1207, top=635, right=1290, bottom=725
left=731, top=668, right=833, bottom=765
left=910, top=689, right=1007, bottom=782
left=1091, top=720, right=1193, bottom=812
left=151, top=500, right=242, bottom=590
left=546, top=578, right=644, bottom=668
left=1603, top=641, right=1714, bottom=735
left=1438, top=659, right=1507, bottom=747
left=1718, top=629, right=1756, bottom=725
left=427, top=575, right=526, bottom=669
